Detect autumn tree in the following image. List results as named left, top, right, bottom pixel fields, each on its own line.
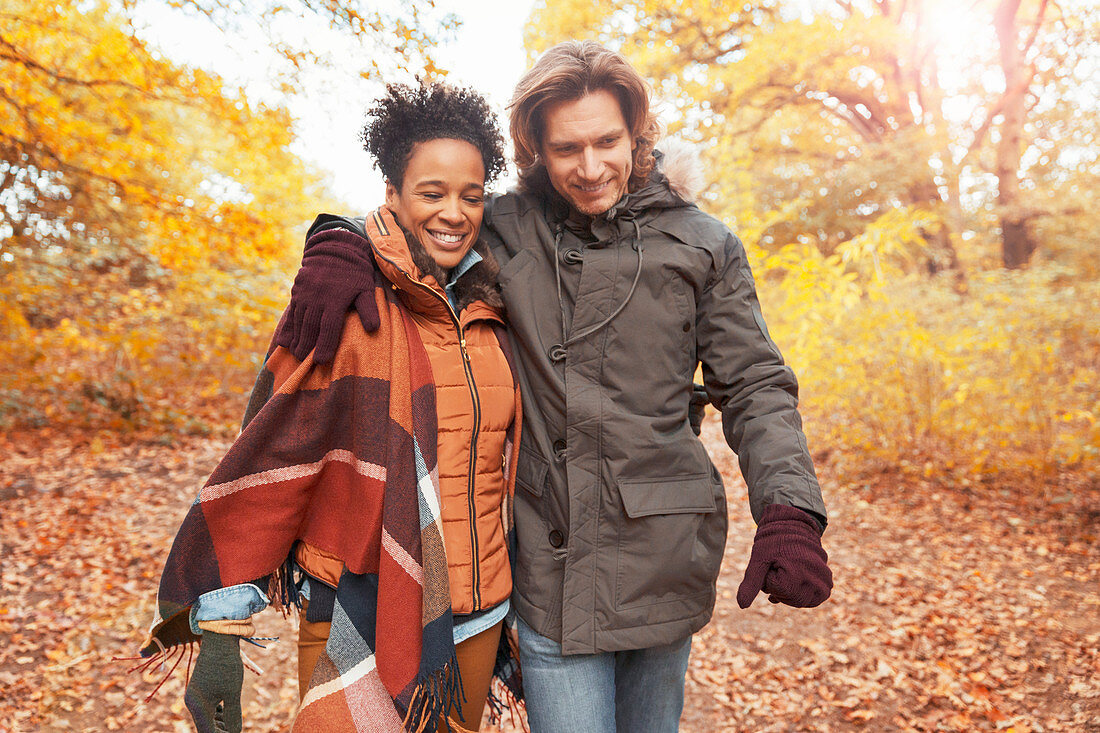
left=525, top=0, right=1097, bottom=271
left=0, top=0, right=452, bottom=431
left=524, top=1, right=1099, bottom=475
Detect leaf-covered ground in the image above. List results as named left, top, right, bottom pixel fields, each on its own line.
left=1, top=423, right=1097, bottom=732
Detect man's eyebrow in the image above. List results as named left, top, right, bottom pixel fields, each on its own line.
left=546, top=127, right=627, bottom=148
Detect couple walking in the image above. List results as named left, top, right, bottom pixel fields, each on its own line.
left=141, top=40, right=832, bottom=733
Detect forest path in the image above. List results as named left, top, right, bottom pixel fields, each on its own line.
left=1, top=424, right=1096, bottom=732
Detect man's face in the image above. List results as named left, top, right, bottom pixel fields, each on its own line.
left=539, top=89, right=634, bottom=217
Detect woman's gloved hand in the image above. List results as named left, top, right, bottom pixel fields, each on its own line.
left=737, top=504, right=832, bottom=609
left=185, top=631, right=244, bottom=733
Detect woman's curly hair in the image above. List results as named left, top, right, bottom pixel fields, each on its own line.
left=361, top=82, right=506, bottom=190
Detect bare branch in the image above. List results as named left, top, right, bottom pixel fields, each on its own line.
left=0, top=36, right=152, bottom=94
left=1020, top=0, right=1050, bottom=58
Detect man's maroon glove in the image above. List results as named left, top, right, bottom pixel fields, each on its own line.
left=737, top=504, right=832, bottom=609
left=273, top=229, right=381, bottom=364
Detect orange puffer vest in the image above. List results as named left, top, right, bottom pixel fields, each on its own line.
left=296, top=208, right=520, bottom=615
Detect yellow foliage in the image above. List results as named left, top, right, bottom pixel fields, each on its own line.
left=0, top=0, right=341, bottom=433
left=758, top=261, right=1100, bottom=475
left=525, top=0, right=1098, bottom=482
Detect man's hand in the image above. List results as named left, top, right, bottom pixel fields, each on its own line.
left=737, top=504, right=832, bottom=609
left=273, top=229, right=381, bottom=364
left=185, top=631, right=244, bottom=733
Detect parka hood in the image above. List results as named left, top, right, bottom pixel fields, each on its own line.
left=368, top=208, right=504, bottom=317
left=616, top=141, right=704, bottom=213
left=395, top=224, right=505, bottom=314
left=653, top=139, right=705, bottom=204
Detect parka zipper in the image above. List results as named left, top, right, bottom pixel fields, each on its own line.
left=411, top=279, right=484, bottom=610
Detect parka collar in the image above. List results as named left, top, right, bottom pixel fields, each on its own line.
left=368, top=207, right=504, bottom=322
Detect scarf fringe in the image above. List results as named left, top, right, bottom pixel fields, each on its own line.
left=486, top=675, right=528, bottom=732
left=484, top=621, right=527, bottom=731
left=267, top=555, right=303, bottom=615
left=115, top=639, right=197, bottom=702
left=402, top=648, right=464, bottom=733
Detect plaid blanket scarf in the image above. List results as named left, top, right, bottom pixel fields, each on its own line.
left=141, top=251, right=471, bottom=730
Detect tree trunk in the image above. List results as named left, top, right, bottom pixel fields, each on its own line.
left=994, top=0, right=1037, bottom=268
left=909, top=178, right=966, bottom=289
left=1002, top=219, right=1035, bottom=268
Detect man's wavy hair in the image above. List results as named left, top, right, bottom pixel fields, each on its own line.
left=509, top=41, right=660, bottom=196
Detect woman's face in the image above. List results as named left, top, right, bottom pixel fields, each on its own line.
left=385, top=138, right=486, bottom=273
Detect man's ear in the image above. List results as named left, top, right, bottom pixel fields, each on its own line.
left=384, top=180, right=398, bottom=208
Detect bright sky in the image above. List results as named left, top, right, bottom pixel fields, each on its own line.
left=137, top=0, right=536, bottom=204
left=299, top=0, right=538, bottom=204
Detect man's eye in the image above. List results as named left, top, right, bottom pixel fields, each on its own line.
left=464, top=197, right=484, bottom=205
left=421, top=192, right=442, bottom=200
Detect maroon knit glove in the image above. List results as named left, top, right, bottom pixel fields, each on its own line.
left=273, top=229, right=381, bottom=364
left=737, top=504, right=832, bottom=609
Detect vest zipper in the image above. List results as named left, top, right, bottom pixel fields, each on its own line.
left=413, top=281, right=484, bottom=610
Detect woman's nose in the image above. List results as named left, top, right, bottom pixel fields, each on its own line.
left=439, top=198, right=464, bottom=223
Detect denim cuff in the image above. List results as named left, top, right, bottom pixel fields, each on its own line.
left=189, top=583, right=270, bottom=634
left=453, top=598, right=510, bottom=645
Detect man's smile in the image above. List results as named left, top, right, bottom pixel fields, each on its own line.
left=574, top=180, right=612, bottom=194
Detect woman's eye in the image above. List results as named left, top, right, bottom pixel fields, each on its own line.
left=421, top=192, right=442, bottom=200
left=464, top=197, right=484, bottom=205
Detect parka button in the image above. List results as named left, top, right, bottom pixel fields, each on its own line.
left=548, top=344, right=566, bottom=362
left=562, top=248, right=583, bottom=265
left=552, top=439, right=567, bottom=458
left=548, top=530, right=564, bottom=548
left=682, top=322, right=691, bottom=332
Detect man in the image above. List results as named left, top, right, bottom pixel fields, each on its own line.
left=278, top=40, right=831, bottom=733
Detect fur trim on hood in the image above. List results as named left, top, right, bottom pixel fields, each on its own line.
left=655, top=139, right=704, bottom=204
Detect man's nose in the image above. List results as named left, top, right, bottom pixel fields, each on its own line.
left=578, top=147, right=601, bottom=179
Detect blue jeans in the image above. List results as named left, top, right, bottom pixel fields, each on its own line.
left=516, top=616, right=692, bottom=733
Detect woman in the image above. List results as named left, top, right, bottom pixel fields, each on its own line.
left=138, top=83, right=521, bottom=733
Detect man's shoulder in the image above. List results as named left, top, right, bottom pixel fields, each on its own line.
left=486, top=189, right=546, bottom=222
left=648, top=204, right=738, bottom=253
left=481, top=190, right=552, bottom=262
left=484, top=190, right=555, bottom=257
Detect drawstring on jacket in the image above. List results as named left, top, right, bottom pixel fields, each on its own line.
left=552, top=216, right=644, bottom=359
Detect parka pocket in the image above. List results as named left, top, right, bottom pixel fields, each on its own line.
left=515, top=446, right=548, bottom=498
left=614, top=473, right=725, bottom=611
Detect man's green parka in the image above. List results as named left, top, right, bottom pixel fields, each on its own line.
left=483, top=148, right=828, bottom=655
